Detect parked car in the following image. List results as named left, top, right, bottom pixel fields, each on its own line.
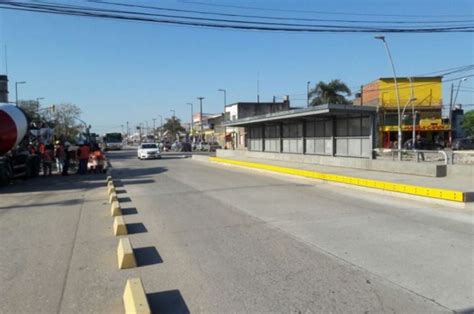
left=452, top=137, right=474, bottom=150
left=137, top=143, right=161, bottom=160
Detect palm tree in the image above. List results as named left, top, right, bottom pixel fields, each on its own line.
left=309, top=79, right=352, bottom=106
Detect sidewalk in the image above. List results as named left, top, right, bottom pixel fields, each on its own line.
left=201, top=155, right=473, bottom=204
left=0, top=174, right=127, bottom=313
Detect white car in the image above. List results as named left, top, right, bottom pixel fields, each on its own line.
left=137, top=143, right=161, bottom=160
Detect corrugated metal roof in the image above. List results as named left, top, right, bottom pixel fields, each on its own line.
left=224, top=104, right=375, bottom=126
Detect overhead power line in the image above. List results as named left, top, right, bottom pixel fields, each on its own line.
left=0, top=1, right=473, bottom=33
left=178, top=0, right=474, bottom=18
left=89, top=0, right=474, bottom=25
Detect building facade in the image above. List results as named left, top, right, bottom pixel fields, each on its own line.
left=224, top=100, right=291, bottom=149
left=355, top=76, right=449, bottom=148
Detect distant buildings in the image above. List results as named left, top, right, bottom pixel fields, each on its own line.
left=354, top=76, right=449, bottom=148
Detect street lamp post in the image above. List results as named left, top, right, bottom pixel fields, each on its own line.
left=157, top=115, right=163, bottom=140
left=218, top=89, right=227, bottom=109
left=307, top=81, right=311, bottom=107
left=197, top=97, right=205, bottom=141
left=186, top=103, right=193, bottom=138
left=375, top=36, right=402, bottom=160
left=15, top=81, right=26, bottom=107
left=453, top=77, right=467, bottom=108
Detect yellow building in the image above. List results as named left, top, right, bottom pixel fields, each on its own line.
left=360, top=76, right=449, bottom=148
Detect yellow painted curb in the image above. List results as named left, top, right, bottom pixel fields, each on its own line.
left=106, top=175, right=113, bottom=183
left=107, top=180, right=114, bottom=188
left=114, top=216, right=128, bottom=236
left=123, top=278, right=151, bottom=314
left=108, top=185, right=116, bottom=196
left=210, top=157, right=465, bottom=203
left=109, top=192, right=118, bottom=204
left=111, top=201, right=122, bottom=216
left=117, top=238, right=137, bottom=269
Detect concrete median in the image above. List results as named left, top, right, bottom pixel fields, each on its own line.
left=109, top=192, right=118, bottom=203
left=108, top=185, right=116, bottom=196
left=117, top=238, right=137, bottom=269
left=110, top=201, right=122, bottom=216
left=123, top=278, right=150, bottom=314
left=113, top=216, right=128, bottom=236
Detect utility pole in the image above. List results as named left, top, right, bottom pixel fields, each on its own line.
left=15, top=81, right=26, bottom=107
left=157, top=115, right=163, bottom=140
left=186, top=103, right=193, bottom=139
left=126, top=121, right=129, bottom=138
left=152, top=118, right=156, bottom=139
left=197, top=97, right=204, bottom=141
left=374, top=36, right=402, bottom=160
left=307, top=81, right=311, bottom=107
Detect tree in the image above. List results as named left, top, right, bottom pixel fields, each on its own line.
left=462, top=110, right=474, bottom=136
left=309, top=79, right=352, bottom=106
left=51, top=103, right=83, bottom=141
left=163, top=116, right=185, bottom=141
left=18, top=100, right=41, bottom=121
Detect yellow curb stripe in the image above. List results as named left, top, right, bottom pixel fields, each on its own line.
left=210, top=157, right=465, bottom=203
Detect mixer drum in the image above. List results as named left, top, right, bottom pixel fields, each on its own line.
left=0, top=104, right=28, bottom=155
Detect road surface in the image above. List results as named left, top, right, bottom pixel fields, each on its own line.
left=107, top=149, right=473, bottom=313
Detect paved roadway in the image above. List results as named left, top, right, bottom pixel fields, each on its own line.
left=108, top=149, right=473, bottom=313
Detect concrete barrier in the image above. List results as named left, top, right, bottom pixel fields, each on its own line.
left=110, top=201, right=122, bottom=216
left=109, top=192, right=118, bottom=204
left=108, top=185, right=116, bottom=196
left=210, top=157, right=466, bottom=203
left=114, top=216, right=128, bottom=236
left=117, top=238, right=137, bottom=269
left=216, top=149, right=447, bottom=177
left=107, top=180, right=114, bottom=187
left=106, top=175, right=113, bottom=183
left=123, top=278, right=151, bottom=314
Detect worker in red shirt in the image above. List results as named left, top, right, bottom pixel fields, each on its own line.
left=77, top=142, right=90, bottom=175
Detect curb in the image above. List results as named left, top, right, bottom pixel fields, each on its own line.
left=209, top=157, right=467, bottom=203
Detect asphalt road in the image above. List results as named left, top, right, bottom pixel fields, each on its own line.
left=107, top=149, right=473, bottom=313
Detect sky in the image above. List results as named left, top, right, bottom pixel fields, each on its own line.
left=1, top=0, right=473, bottom=134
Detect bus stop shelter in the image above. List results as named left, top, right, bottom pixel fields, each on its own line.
left=224, top=104, right=377, bottom=159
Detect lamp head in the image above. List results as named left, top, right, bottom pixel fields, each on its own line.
left=374, top=36, right=385, bottom=41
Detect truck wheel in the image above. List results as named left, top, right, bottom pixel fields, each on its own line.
left=0, top=163, right=13, bottom=186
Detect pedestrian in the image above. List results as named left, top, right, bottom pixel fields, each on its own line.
left=77, top=142, right=90, bottom=175
left=62, top=142, right=71, bottom=176
left=42, top=144, right=54, bottom=176
left=415, top=135, right=425, bottom=161
left=54, top=141, right=65, bottom=174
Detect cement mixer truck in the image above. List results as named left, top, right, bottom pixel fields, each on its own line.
left=0, top=75, right=42, bottom=186
left=0, top=103, right=41, bottom=186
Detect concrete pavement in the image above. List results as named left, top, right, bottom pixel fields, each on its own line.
left=1, top=148, right=473, bottom=313
left=110, top=149, right=473, bottom=313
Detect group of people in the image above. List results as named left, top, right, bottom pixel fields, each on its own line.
left=32, top=141, right=106, bottom=177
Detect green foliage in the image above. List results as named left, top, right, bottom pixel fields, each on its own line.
left=163, top=116, right=185, bottom=140
left=309, top=79, right=352, bottom=106
left=18, top=100, right=41, bottom=121
left=461, top=110, right=474, bottom=136
left=51, top=103, right=82, bottom=141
